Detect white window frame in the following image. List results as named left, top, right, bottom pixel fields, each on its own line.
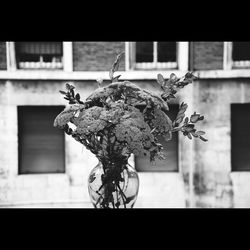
left=6, top=42, right=73, bottom=72
left=224, top=41, right=250, bottom=70
left=125, top=42, right=189, bottom=71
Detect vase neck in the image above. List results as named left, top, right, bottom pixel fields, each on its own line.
left=99, top=157, right=129, bottom=170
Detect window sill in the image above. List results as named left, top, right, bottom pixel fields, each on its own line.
left=1, top=69, right=250, bottom=80
left=0, top=69, right=188, bottom=80
left=197, top=69, right=250, bottom=79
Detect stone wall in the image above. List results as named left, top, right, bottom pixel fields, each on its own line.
left=192, top=79, right=250, bottom=208
left=0, top=79, right=187, bottom=208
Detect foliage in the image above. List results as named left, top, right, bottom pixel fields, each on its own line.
left=54, top=52, right=207, bottom=166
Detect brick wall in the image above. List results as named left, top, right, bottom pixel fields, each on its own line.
left=193, top=42, right=224, bottom=70
left=0, top=42, right=7, bottom=70
left=73, top=42, right=125, bottom=71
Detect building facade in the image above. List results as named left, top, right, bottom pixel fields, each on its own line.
left=0, top=41, right=250, bottom=208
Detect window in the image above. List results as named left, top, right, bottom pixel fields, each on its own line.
left=231, top=104, right=250, bottom=171
left=224, top=42, right=250, bottom=70
left=232, top=42, right=250, bottom=68
left=18, top=106, right=65, bottom=174
left=134, top=104, right=179, bottom=172
left=15, top=42, right=63, bottom=69
left=132, top=42, right=177, bottom=70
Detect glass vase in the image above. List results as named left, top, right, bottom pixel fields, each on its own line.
left=88, top=161, right=139, bottom=208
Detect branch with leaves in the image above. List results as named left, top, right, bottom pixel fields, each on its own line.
left=54, top=51, right=208, bottom=209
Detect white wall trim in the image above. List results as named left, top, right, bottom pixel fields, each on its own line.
left=125, top=42, right=130, bottom=71
left=63, top=42, right=73, bottom=72
left=6, top=41, right=17, bottom=71
left=178, top=42, right=189, bottom=71
left=223, top=42, right=232, bottom=70
left=0, top=70, right=190, bottom=80
left=2, top=69, right=250, bottom=80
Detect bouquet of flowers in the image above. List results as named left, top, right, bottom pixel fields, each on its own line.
left=54, top=52, right=207, bottom=208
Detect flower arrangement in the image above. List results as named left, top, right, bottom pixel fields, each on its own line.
left=54, top=52, right=207, bottom=208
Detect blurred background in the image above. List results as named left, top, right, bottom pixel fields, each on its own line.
left=0, top=41, right=250, bottom=208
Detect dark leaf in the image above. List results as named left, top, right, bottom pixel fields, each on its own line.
left=185, top=72, right=198, bottom=81
left=89, top=173, right=96, bottom=183
left=175, top=114, right=185, bottom=124
left=190, top=113, right=200, bottom=123
left=112, top=75, right=121, bottom=82
left=75, top=93, right=80, bottom=101
left=199, top=136, right=208, bottom=142
left=70, top=89, right=75, bottom=98
left=184, top=117, right=189, bottom=124
left=196, top=131, right=205, bottom=136
left=59, top=90, right=67, bottom=95
left=65, top=83, right=70, bottom=90
left=169, top=73, right=178, bottom=83
left=190, top=131, right=198, bottom=138
left=110, top=52, right=124, bottom=80
left=157, top=74, right=165, bottom=86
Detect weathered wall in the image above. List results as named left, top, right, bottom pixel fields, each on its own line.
left=0, top=79, right=187, bottom=208
left=0, top=80, right=98, bottom=206
left=73, top=42, right=125, bottom=71
left=192, top=79, right=250, bottom=208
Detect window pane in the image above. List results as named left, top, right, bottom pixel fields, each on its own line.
left=158, top=42, right=177, bottom=62
left=16, top=42, right=62, bottom=55
left=135, top=104, right=179, bottom=172
left=136, top=42, right=153, bottom=62
left=231, top=104, right=250, bottom=171
left=18, top=106, right=65, bottom=174
left=232, top=42, right=250, bottom=61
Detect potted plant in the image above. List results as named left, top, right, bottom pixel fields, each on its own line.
left=54, top=52, right=207, bottom=208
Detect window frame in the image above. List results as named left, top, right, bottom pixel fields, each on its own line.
left=231, top=103, right=250, bottom=172
left=224, top=42, right=250, bottom=70
left=17, top=105, right=66, bottom=175
left=6, top=42, right=73, bottom=72
left=126, top=42, right=189, bottom=71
